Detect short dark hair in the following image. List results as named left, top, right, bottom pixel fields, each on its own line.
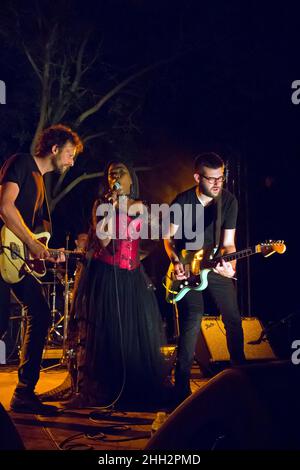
left=194, top=152, right=224, bottom=173
left=34, top=124, right=83, bottom=158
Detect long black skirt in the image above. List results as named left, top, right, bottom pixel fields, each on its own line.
left=69, top=259, right=166, bottom=407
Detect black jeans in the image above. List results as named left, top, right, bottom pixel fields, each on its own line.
left=175, top=271, right=245, bottom=394
left=0, top=274, right=51, bottom=392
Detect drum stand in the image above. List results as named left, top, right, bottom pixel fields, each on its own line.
left=46, top=264, right=64, bottom=345
left=42, top=234, right=73, bottom=371
left=8, top=300, right=28, bottom=362
left=61, top=236, right=71, bottom=365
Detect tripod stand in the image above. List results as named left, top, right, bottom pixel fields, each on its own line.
left=247, top=312, right=298, bottom=346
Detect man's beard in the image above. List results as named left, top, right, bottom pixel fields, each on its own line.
left=52, top=155, right=66, bottom=174
left=200, top=184, right=222, bottom=199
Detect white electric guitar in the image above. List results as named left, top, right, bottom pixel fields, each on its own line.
left=0, top=226, right=82, bottom=284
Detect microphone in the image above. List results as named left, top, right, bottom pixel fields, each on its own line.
left=105, top=181, right=122, bottom=201
left=113, top=181, right=122, bottom=191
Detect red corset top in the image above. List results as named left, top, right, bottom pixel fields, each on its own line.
left=93, top=212, right=141, bottom=270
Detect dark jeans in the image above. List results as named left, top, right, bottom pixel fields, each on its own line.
left=0, top=278, right=10, bottom=340
left=0, top=274, right=51, bottom=392
left=175, top=271, right=245, bottom=395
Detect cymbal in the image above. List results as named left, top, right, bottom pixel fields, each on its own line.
left=46, top=265, right=66, bottom=274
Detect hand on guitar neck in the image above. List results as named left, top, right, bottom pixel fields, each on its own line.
left=27, top=238, right=65, bottom=263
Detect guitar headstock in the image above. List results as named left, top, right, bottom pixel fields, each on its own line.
left=256, top=240, right=286, bottom=257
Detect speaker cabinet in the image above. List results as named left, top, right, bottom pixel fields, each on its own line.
left=195, top=316, right=276, bottom=371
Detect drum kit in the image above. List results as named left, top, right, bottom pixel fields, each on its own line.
left=6, top=261, right=76, bottom=365
left=4, top=232, right=85, bottom=366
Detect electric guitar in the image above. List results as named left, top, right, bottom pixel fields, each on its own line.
left=164, top=240, right=286, bottom=304
left=0, top=226, right=83, bottom=284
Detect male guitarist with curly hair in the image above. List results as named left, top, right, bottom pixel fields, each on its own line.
left=0, top=124, right=83, bottom=413
left=164, top=152, right=245, bottom=404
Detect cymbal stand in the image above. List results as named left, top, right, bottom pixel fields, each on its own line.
left=47, top=263, right=63, bottom=344
left=61, top=233, right=70, bottom=365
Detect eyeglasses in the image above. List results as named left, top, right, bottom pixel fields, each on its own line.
left=200, top=174, right=225, bottom=184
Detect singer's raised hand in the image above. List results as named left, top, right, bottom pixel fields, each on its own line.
left=105, top=181, right=122, bottom=204
left=105, top=189, right=118, bottom=204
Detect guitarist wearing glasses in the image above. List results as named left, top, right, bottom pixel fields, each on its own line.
left=164, top=152, right=245, bottom=404
left=0, top=124, right=83, bottom=414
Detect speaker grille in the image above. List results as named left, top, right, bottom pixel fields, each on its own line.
left=196, top=316, right=276, bottom=363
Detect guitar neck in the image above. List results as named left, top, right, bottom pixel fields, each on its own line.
left=48, top=249, right=78, bottom=256
left=208, top=246, right=258, bottom=267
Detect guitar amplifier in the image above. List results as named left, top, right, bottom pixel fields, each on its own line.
left=195, top=316, right=276, bottom=371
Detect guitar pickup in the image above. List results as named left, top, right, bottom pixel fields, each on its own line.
left=10, top=243, right=21, bottom=260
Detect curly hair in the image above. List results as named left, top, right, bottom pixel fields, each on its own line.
left=34, top=124, right=83, bottom=158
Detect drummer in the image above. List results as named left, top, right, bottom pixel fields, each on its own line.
left=74, top=233, right=88, bottom=253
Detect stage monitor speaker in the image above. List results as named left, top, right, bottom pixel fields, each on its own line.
left=146, top=361, right=300, bottom=450
left=195, top=316, right=276, bottom=372
left=0, top=403, right=25, bottom=450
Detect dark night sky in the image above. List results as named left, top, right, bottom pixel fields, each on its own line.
left=0, top=1, right=299, bottom=337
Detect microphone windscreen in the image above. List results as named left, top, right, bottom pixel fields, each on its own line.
left=113, top=181, right=122, bottom=190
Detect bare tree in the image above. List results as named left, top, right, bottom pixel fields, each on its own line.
left=0, top=1, right=180, bottom=215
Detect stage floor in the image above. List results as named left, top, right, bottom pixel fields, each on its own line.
left=0, top=364, right=208, bottom=450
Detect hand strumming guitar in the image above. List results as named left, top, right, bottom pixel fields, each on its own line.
left=172, top=260, right=188, bottom=281
left=213, top=259, right=236, bottom=278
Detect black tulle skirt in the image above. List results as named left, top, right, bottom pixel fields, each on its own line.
left=69, top=259, right=167, bottom=407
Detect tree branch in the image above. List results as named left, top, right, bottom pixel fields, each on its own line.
left=74, top=57, right=173, bottom=127
left=30, top=29, right=56, bottom=153
left=83, top=131, right=107, bottom=144
left=22, top=43, right=43, bottom=82
left=50, top=172, right=103, bottom=211
left=50, top=167, right=152, bottom=212
left=70, top=35, right=89, bottom=93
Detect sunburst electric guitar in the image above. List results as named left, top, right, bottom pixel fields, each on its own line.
left=0, top=226, right=82, bottom=284
left=164, top=240, right=286, bottom=304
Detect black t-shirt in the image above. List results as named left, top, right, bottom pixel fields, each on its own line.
left=169, top=186, right=238, bottom=253
left=0, top=153, right=50, bottom=232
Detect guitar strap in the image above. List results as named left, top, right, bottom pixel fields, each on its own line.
left=213, top=192, right=222, bottom=255
left=42, top=181, right=53, bottom=235
left=31, top=179, right=53, bottom=236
